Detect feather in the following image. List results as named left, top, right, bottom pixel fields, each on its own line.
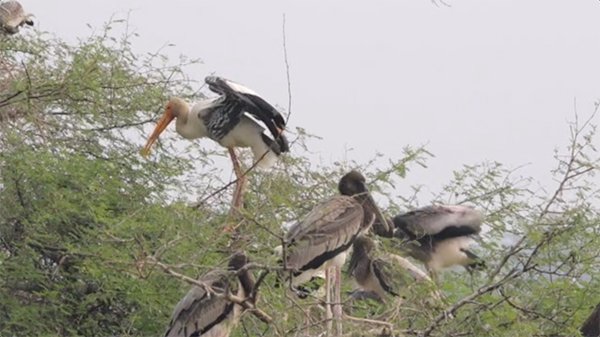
left=349, top=236, right=413, bottom=300
left=204, top=76, right=289, bottom=153
left=0, top=1, right=32, bottom=35
left=393, top=205, right=482, bottom=239
left=164, top=253, right=254, bottom=337
left=164, top=271, right=235, bottom=337
left=284, top=196, right=363, bottom=274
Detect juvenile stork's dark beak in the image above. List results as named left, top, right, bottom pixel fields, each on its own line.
left=141, top=107, right=175, bottom=157
left=360, top=182, right=390, bottom=232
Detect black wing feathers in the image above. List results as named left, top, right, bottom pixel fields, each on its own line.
left=372, top=259, right=399, bottom=297
left=205, top=76, right=289, bottom=152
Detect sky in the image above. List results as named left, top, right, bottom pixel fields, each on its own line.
left=21, top=0, right=600, bottom=200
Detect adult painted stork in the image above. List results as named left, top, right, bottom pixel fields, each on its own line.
left=0, top=1, right=33, bottom=35
left=347, top=236, right=413, bottom=302
left=281, top=170, right=388, bottom=336
left=164, top=253, right=255, bottom=337
left=142, top=76, right=289, bottom=210
left=390, top=205, right=485, bottom=278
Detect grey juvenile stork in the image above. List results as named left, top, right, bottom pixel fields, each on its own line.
left=390, top=205, right=485, bottom=278
left=281, top=170, right=388, bottom=335
left=347, top=236, right=413, bottom=302
left=581, top=302, right=600, bottom=337
left=164, top=253, right=255, bottom=337
left=0, top=1, right=33, bottom=35
left=142, top=76, right=289, bottom=212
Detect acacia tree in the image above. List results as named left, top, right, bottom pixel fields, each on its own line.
left=0, top=21, right=598, bottom=337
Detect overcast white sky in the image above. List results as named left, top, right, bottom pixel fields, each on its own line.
left=22, top=0, right=600, bottom=199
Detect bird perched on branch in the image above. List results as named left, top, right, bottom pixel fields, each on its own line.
left=390, top=205, right=485, bottom=277
left=142, top=76, right=289, bottom=212
left=142, top=76, right=288, bottom=167
left=0, top=1, right=33, bottom=35
left=164, top=253, right=255, bottom=337
left=347, top=236, right=414, bottom=302
left=280, top=170, right=389, bottom=335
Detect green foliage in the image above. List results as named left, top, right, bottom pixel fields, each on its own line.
left=1, top=20, right=599, bottom=337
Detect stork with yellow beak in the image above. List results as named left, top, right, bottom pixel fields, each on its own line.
left=142, top=76, right=289, bottom=211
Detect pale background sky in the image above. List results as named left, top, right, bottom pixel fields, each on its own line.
left=21, top=0, right=600, bottom=200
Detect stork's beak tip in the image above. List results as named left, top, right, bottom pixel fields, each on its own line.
left=140, top=148, right=150, bottom=158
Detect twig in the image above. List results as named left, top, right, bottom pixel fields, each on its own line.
left=148, top=257, right=273, bottom=324
left=344, top=313, right=393, bottom=329
left=0, top=90, right=23, bottom=105
left=191, top=149, right=271, bottom=208
left=282, top=13, right=292, bottom=124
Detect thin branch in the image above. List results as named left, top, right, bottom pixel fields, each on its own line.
left=148, top=257, right=273, bottom=324
left=191, top=149, right=271, bottom=209
left=282, top=13, right=292, bottom=124
left=0, top=90, right=24, bottom=105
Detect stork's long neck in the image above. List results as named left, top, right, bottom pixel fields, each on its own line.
left=237, top=270, right=255, bottom=298
left=348, top=245, right=368, bottom=275
left=174, top=103, right=208, bottom=140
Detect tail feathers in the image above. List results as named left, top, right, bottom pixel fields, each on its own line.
left=276, top=133, right=290, bottom=153
left=461, top=248, right=486, bottom=271
left=260, top=133, right=287, bottom=155
left=251, top=133, right=282, bottom=169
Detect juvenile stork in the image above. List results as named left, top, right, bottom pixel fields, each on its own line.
left=164, top=253, right=255, bottom=337
left=142, top=76, right=289, bottom=211
left=0, top=1, right=34, bottom=35
left=581, top=302, right=600, bottom=337
left=347, top=236, right=413, bottom=302
left=391, top=205, right=485, bottom=278
left=281, top=170, right=388, bottom=335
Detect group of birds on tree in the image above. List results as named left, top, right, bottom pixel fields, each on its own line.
left=141, top=76, right=487, bottom=337
left=3, top=2, right=598, bottom=336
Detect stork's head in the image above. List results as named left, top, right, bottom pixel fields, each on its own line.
left=141, top=97, right=188, bottom=157
left=338, top=170, right=368, bottom=196
left=338, top=170, right=390, bottom=231
left=228, top=252, right=256, bottom=299
left=228, top=252, right=249, bottom=271
left=353, top=236, right=376, bottom=255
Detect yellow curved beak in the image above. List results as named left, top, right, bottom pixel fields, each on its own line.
left=141, top=109, right=175, bottom=158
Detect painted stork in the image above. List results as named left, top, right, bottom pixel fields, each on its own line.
left=281, top=170, right=388, bottom=335
left=0, top=1, right=33, bottom=35
left=581, top=302, right=600, bottom=337
left=142, top=76, right=289, bottom=211
left=391, top=205, right=485, bottom=278
left=164, top=253, right=255, bottom=337
left=347, top=236, right=413, bottom=302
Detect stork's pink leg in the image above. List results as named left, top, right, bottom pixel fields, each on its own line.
left=225, top=148, right=246, bottom=232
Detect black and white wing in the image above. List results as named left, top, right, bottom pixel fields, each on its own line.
left=284, top=196, right=364, bottom=274
left=372, top=256, right=413, bottom=297
left=205, top=76, right=289, bottom=152
left=164, top=271, right=235, bottom=337
left=393, top=205, right=482, bottom=240
left=0, top=1, right=32, bottom=35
